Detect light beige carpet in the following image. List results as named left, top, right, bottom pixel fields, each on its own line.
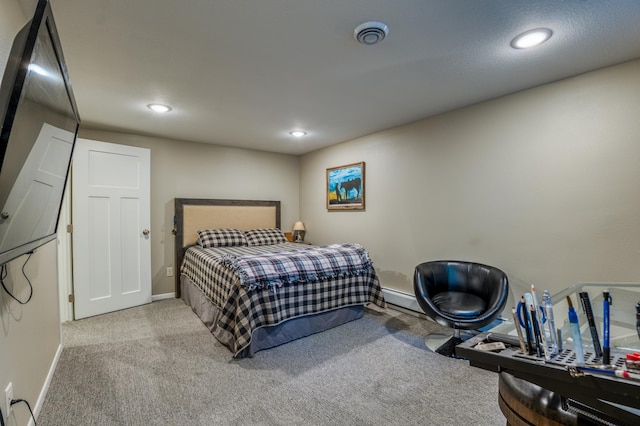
left=38, top=299, right=504, bottom=425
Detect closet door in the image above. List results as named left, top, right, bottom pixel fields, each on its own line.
left=72, top=139, right=151, bottom=319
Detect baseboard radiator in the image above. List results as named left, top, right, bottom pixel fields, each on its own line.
left=381, top=287, right=424, bottom=314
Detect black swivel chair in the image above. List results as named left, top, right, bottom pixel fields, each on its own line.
left=414, top=260, right=509, bottom=356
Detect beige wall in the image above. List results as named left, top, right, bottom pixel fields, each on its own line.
left=77, top=129, right=300, bottom=295
left=0, top=0, right=25, bottom=64
left=0, top=242, right=61, bottom=426
left=300, top=59, right=640, bottom=301
left=1, top=2, right=62, bottom=425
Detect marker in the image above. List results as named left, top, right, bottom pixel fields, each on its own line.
left=567, top=296, right=585, bottom=366
left=579, top=291, right=602, bottom=357
left=603, top=290, right=612, bottom=365
left=616, top=370, right=640, bottom=381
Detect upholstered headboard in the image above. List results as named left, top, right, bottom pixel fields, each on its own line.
left=173, top=198, right=281, bottom=296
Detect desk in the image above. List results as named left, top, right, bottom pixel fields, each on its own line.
left=456, top=282, right=640, bottom=425
left=457, top=334, right=640, bottom=424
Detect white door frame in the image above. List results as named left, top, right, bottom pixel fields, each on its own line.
left=57, top=175, right=73, bottom=322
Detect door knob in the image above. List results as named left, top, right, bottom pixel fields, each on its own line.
left=142, top=229, right=150, bottom=236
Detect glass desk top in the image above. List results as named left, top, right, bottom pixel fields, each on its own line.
left=489, top=282, right=640, bottom=354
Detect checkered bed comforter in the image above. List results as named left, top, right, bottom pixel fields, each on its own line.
left=219, top=243, right=373, bottom=291
left=180, top=243, right=386, bottom=357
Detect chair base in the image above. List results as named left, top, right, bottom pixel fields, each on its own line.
left=424, top=330, right=478, bottom=358
left=435, top=336, right=464, bottom=357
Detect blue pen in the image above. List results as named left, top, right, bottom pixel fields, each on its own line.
left=603, top=290, right=612, bottom=365
left=566, top=296, right=585, bottom=365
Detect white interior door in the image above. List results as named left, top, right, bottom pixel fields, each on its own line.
left=0, top=123, right=74, bottom=252
left=72, top=139, right=151, bottom=319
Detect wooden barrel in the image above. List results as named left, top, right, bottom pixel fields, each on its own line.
left=498, top=372, right=577, bottom=426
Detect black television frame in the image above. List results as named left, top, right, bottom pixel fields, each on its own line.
left=0, top=0, right=80, bottom=265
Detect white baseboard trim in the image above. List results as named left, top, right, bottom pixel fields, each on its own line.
left=152, top=292, right=176, bottom=302
left=32, top=343, right=62, bottom=425
left=381, top=287, right=424, bottom=314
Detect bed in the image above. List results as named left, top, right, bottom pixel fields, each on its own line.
left=174, top=198, right=386, bottom=358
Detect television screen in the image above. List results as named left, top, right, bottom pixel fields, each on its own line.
left=0, top=0, right=80, bottom=265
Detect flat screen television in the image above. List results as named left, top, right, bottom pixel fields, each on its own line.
left=0, top=0, right=80, bottom=265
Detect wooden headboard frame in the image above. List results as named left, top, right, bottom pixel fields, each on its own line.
left=173, top=198, right=281, bottom=297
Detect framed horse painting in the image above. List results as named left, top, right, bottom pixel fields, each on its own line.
left=326, top=162, right=365, bottom=210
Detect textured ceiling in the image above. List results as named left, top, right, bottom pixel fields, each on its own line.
left=19, top=0, right=640, bottom=154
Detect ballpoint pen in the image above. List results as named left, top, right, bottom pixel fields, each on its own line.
left=512, top=307, right=528, bottom=353
left=522, top=292, right=537, bottom=334
left=603, top=290, right=612, bottom=365
left=567, top=296, right=585, bottom=365
left=530, top=304, right=543, bottom=358
left=542, top=290, right=559, bottom=355
left=569, top=365, right=640, bottom=381
left=521, top=296, right=534, bottom=355
left=531, top=286, right=549, bottom=359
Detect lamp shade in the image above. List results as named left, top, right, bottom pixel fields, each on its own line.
left=292, top=221, right=306, bottom=242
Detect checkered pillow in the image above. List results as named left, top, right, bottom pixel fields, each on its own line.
left=196, top=228, right=248, bottom=248
left=244, top=228, right=288, bottom=246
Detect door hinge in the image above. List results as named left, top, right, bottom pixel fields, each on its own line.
left=66, top=224, right=73, bottom=233
left=68, top=294, right=75, bottom=303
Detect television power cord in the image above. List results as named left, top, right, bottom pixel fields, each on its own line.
left=6, top=398, right=37, bottom=426
left=0, top=252, right=34, bottom=305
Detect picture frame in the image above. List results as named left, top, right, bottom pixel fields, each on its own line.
left=326, top=162, right=365, bottom=210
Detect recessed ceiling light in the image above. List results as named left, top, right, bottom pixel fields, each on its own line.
left=289, top=130, right=307, bottom=137
left=511, top=28, right=552, bottom=49
left=147, top=103, right=172, bottom=113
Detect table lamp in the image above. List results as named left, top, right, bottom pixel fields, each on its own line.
left=293, top=221, right=305, bottom=242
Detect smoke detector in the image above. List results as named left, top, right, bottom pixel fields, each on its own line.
left=354, top=21, right=389, bottom=45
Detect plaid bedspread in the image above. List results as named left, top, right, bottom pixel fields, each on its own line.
left=180, top=243, right=386, bottom=357
left=218, top=244, right=373, bottom=291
